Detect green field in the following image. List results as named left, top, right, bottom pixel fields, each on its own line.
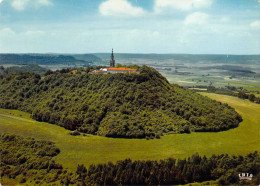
left=0, top=93, right=259, bottom=171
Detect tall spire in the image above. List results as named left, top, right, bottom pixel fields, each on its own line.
left=110, top=48, right=115, bottom=67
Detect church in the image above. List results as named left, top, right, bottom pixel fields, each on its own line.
left=90, top=49, right=139, bottom=74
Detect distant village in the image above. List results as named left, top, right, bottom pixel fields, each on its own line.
left=90, top=49, right=139, bottom=74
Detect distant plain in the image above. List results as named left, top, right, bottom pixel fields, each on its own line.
left=102, top=54, right=260, bottom=92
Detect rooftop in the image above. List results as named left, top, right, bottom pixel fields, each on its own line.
left=108, top=67, right=137, bottom=71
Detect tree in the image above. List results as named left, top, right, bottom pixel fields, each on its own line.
left=248, top=94, right=256, bottom=102
left=238, top=92, right=248, bottom=99
left=76, top=164, right=87, bottom=180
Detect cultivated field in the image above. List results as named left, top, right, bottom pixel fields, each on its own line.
left=96, top=54, right=260, bottom=92
left=0, top=93, right=259, bottom=171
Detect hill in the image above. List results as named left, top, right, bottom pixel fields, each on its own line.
left=0, top=66, right=242, bottom=138
left=73, top=54, right=103, bottom=63
left=1, top=93, right=259, bottom=170
left=0, top=54, right=100, bottom=65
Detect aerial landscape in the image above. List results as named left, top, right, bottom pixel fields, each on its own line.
left=0, top=0, right=260, bottom=185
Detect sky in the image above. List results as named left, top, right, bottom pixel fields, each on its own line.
left=0, top=0, right=259, bottom=54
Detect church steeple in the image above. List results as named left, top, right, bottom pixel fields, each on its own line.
left=110, top=48, right=115, bottom=67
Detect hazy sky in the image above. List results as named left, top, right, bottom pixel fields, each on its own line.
left=0, top=0, right=259, bottom=54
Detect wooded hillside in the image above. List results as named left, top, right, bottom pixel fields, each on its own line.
left=0, top=65, right=242, bottom=138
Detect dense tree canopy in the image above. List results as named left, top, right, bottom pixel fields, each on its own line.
left=0, top=65, right=242, bottom=138
left=0, top=133, right=67, bottom=185
left=1, top=133, right=259, bottom=185
left=84, top=152, right=260, bottom=185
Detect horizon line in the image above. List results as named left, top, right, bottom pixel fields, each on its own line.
left=1, top=52, right=260, bottom=56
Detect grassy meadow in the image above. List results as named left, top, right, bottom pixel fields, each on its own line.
left=0, top=93, right=259, bottom=171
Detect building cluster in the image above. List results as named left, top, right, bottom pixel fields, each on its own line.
left=91, top=67, right=139, bottom=74
left=90, top=49, right=139, bottom=74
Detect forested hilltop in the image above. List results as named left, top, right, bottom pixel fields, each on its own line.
left=0, top=65, right=242, bottom=138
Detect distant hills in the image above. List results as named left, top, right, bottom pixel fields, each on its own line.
left=95, top=53, right=260, bottom=64
left=1, top=53, right=259, bottom=66
left=0, top=65, right=242, bottom=139
left=0, top=54, right=102, bottom=65
left=72, top=54, right=102, bottom=63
